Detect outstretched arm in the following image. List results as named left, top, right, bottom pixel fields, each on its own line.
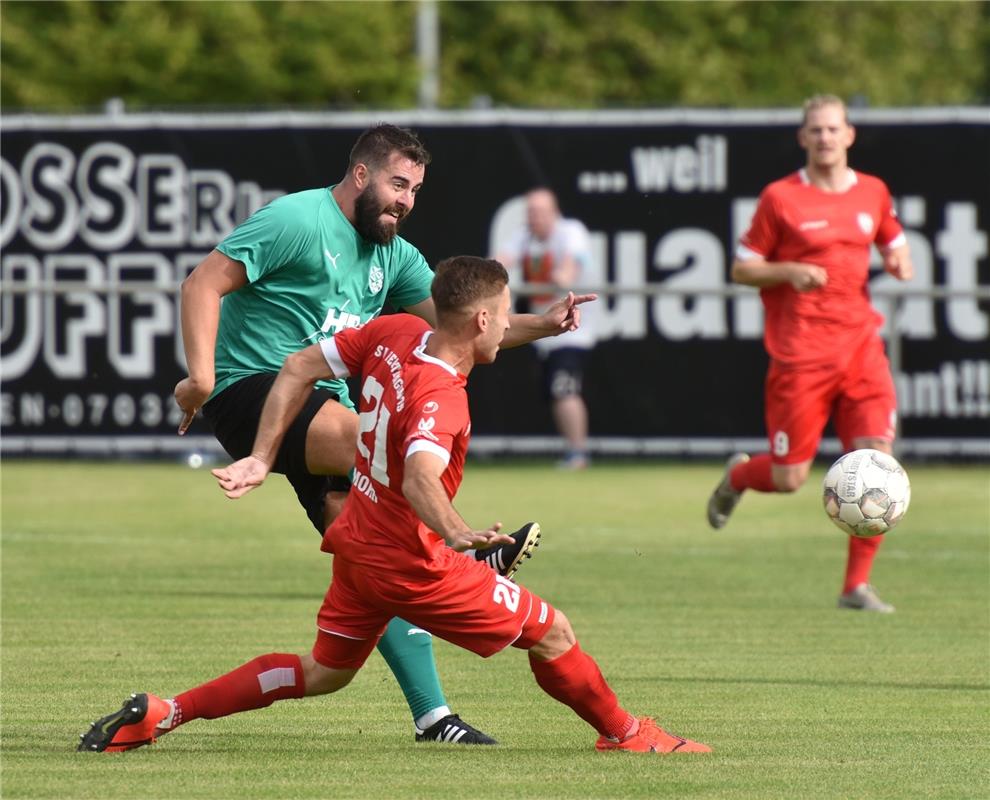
left=402, top=451, right=514, bottom=551
left=211, top=345, right=336, bottom=498
left=405, top=291, right=598, bottom=348
left=502, top=291, right=598, bottom=348
left=175, top=250, right=248, bottom=434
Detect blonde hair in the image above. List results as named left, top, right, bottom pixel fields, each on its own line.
left=801, top=94, right=848, bottom=125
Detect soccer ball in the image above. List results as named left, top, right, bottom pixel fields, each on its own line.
left=822, top=449, right=911, bottom=537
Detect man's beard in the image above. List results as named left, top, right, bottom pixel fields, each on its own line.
left=354, top=186, right=404, bottom=245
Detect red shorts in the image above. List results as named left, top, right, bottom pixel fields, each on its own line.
left=765, top=335, right=896, bottom=465
left=311, top=548, right=555, bottom=670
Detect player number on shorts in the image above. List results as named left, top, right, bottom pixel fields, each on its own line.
left=492, top=574, right=520, bottom=612
left=773, top=430, right=790, bottom=458
left=357, top=376, right=391, bottom=486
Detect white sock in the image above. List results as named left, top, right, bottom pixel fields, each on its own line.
left=415, top=705, right=452, bottom=732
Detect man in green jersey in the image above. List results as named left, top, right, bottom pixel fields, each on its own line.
left=173, top=124, right=593, bottom=744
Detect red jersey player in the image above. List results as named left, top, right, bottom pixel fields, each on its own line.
left=706, top=95, right=914, bottom=613
left=79, top=256, right=710, bottom=755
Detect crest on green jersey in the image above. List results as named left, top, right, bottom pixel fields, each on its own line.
left=368, top=265, right=384, bottom=294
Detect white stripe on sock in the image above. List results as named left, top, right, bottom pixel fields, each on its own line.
left=257, top=667, right=296, bottom=694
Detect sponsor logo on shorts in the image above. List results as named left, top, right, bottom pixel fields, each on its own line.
left=423, top=400, right=439, bottom=414
left=538, top=602, right=548, bottom=624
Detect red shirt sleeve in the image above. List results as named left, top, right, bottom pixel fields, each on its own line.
left=739, top=188, right=780, bottom=259
left=874, top=182, right=905, bottom=248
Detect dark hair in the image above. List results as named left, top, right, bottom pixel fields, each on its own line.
left=432, top=256, right=508, bottom=322
left=348, top=124, right=431, bottom=171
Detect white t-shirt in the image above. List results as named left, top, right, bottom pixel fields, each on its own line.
left=501, top=217, right=596, bottom=352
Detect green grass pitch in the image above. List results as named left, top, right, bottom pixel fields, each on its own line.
left=2, top=459, right=988, bottom=799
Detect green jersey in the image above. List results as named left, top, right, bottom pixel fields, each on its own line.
left=212, top=187, right=434, bottom=410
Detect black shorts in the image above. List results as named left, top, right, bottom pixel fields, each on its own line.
left=203, top=373, right=352, bottom=534
left=541, top=347, right=588, bottom=401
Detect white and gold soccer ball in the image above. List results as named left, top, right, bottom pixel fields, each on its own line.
left=822, top=449, right=911, bottom=537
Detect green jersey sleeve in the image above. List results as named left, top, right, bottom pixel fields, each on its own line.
left=384, top=237, right=435, bottom=309
left=217, top=195, right=316, bottom=282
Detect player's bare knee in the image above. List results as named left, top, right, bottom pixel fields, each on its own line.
left=300, top=654, right=355, bottom=696
left=306, top=403, right=359, bottom=475
left=529, top=610, right=577, bottom=661
left=773, top=468, right=808, bottom=493
left=774, top=476, right=802, bottom=493
left=852, top=438, right=892, bottom=454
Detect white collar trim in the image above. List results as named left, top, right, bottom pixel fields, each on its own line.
left=413, top=331, right=459, bottom=376
left=799, top=168, right=858, bottom=191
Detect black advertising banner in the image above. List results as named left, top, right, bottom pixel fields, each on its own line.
left=2, top=109, right=988, bottom=458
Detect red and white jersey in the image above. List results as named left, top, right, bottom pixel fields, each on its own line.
left=738, top=169, right=906, bottom=366
left=317, top=314, right=471, bottom=576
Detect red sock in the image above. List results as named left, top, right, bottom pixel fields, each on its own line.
left=843, top=535, right=884, bottom=593
left=173, top=653, right=305, bottom=724
left=730, top=453, right=777, bottom=493
left=529, top=643, right=634, bottom=739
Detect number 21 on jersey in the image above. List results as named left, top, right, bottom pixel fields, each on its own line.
left=357, top=375, right=391, bottom=486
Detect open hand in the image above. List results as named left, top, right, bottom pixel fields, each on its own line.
left=211, top=455, right=270, bottom=499
left=448, top=521, right=515, bottom=552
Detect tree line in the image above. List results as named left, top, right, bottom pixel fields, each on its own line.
left=2, top=1, right=987, bottom=111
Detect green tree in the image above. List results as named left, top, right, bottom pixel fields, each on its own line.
left=440, top=1, right=989, bottom=107
left=1, top=1, right=420, bottom=110
left=2, top=0, right=987, bottom=110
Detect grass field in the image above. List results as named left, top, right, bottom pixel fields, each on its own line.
left=2, top=459, right=988, bottom=799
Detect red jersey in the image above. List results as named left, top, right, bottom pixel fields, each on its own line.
left=738, top=169, right=905, bottom=366
left=317, top=314, right=471, bottom=576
